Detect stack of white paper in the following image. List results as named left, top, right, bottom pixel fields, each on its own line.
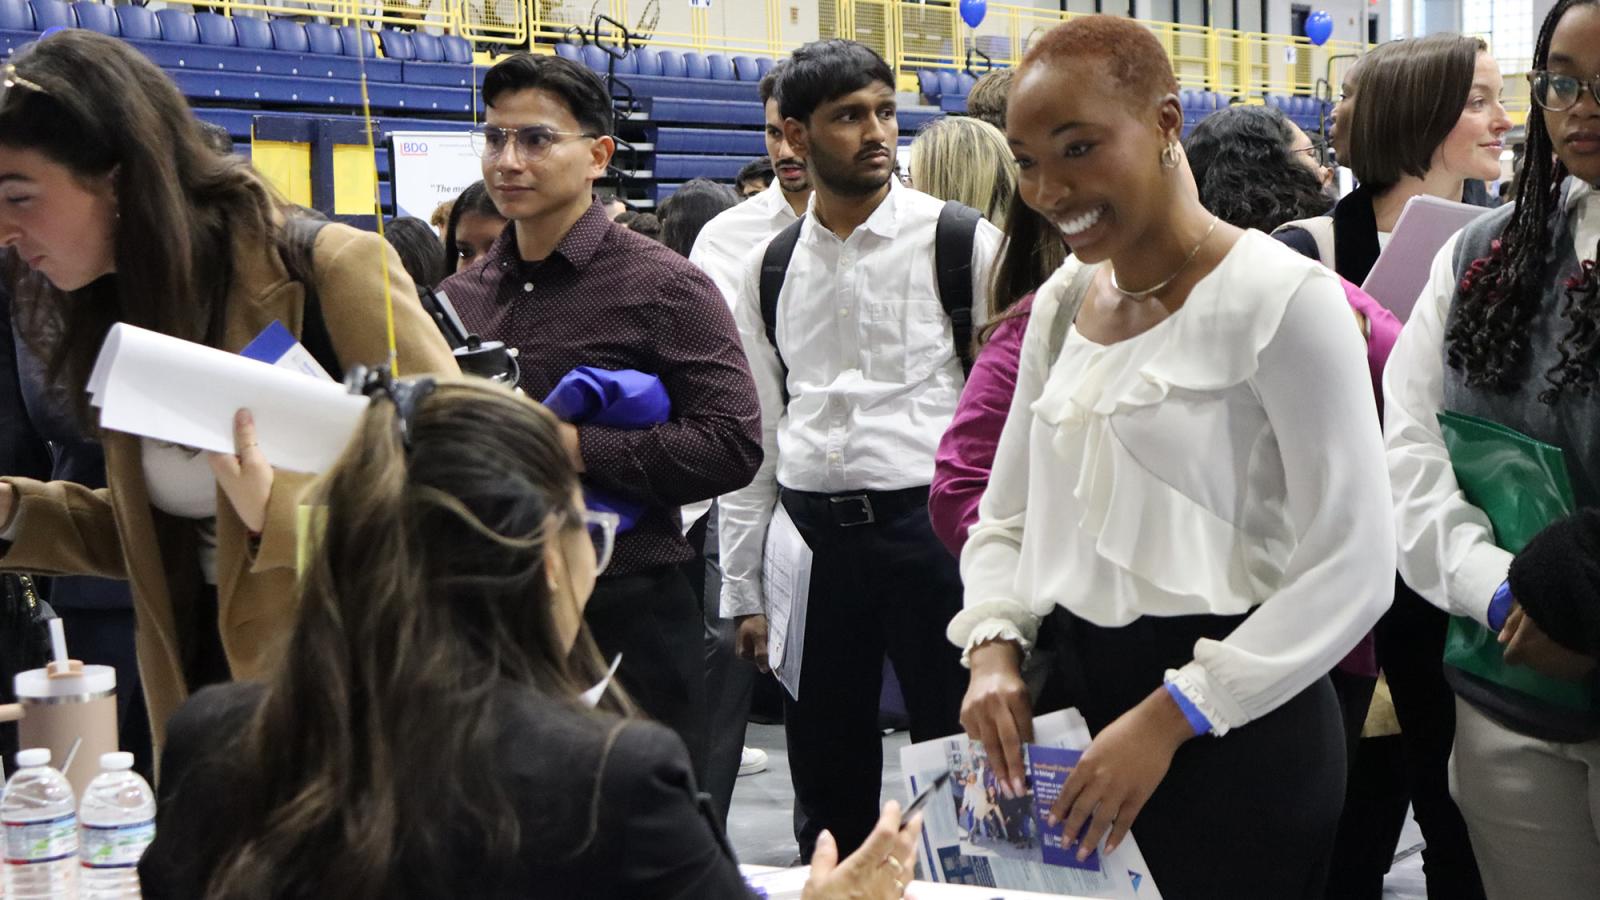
left=88, top=323, right=370, bottom=474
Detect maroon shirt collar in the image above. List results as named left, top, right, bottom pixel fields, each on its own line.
left=484, top=196, right=612, bottom=275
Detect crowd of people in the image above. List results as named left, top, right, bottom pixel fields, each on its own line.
left=0, top=6, right=1595, bottom=899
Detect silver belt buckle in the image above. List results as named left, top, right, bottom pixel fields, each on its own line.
left=830, top=494, right=875, bottom=527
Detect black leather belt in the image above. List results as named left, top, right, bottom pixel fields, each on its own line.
left=779, top=485, right=930, bottom=528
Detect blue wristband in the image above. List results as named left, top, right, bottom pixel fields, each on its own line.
left=1487, top=580, right=1515, bottom=632
left=1163, top=681, right=1212, bottom=736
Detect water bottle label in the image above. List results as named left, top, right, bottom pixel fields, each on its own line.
left=80, top=820, right=155, bottom=868
left=2, top=813, right=78, bottom=863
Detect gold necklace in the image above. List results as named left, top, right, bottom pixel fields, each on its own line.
left=1109, top=215, right=1220, bottom=299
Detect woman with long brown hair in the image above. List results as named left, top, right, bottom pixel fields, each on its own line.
left=139, top=377, right=921, bottom=899
left=0, top=30, right=458, bottom=749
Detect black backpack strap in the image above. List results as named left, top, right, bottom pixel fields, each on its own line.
left=934, top=199, right=984, bottom=378
left=276, top=215, right=344, bottom=382
left=758, top=216, right=806, bottom=402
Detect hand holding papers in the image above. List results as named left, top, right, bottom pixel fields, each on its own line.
left=901, top=710, right=1162, bottom=898
left=762, top=503, right=811, bottom=701
left=88, top=324, right=367, bottom=474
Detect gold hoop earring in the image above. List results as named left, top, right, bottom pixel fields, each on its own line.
left=1161, top=142, right=1182, bottom=170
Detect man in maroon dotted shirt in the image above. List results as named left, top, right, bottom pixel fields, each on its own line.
left=436, top=54, right=763, bottom=777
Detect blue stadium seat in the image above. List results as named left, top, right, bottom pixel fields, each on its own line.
left=554, top=41, right=580, bottom=62
left=379, top=29, right=413, bottom=60
left=338, top=25, right=375, bottom=59
left=29, top=0, right=74, bottom=31
left=0, top=0, right=32, bottom=31
left=682, top=51, right=709, bottom=79
left=707, top=53, right=734, bottom=81
left=234, top=15, right=272, bottom=50
left=633, top=45, right=661, bottom=76
left=115, top=4, right=158, bottom=39
left=409, top=31, right=443, bottom=62
left=937, top=70, right=957, bottom=98
left=305, top=22, right=341, bottom=55
left=732, top=55, right=759, bottom=81
left=269, top=18, right=308, bottom=53
left=656, top=49, right=685, bottom=78
left=439, top=34, right=470, bottom=64
left=611, top=50, right=637, bottom=74
left=756, top=56, right=775, bottom=78
left=918, top=70, right=940, bottom=101
left=154, top=9, right=198, bottom=44
left=580, top=43, right=606, bottom=71
left=71, top=1, right=116, bottom=35
left=193, top=13, right=236, bottom=47
left=956, top=72, right=976, bottom=96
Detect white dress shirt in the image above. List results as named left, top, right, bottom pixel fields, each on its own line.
left=951, top=231, right=1394, bottom=735
left=1383, top=179, right=1600, bottom=628
left=689, top=181, right=804, bottom=310
left=681, top=182, right=805, bottom=534
left=718, top=180, right=1003, bottom=617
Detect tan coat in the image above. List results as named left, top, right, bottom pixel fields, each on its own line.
left=0, top=222, right=459, bottom=752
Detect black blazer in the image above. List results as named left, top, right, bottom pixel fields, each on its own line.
left=139, top=682, right=756, bottom=900
left=1274, top=184, right=1384, bottom=285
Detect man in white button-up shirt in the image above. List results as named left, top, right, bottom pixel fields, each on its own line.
left=684, top=62, right=812, bottom=828
left=717, top=39, right=1003, bottom=861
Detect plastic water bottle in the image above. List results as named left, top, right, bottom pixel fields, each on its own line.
left=78, top=753, right=153, bottom=900
left=1, top=749, right=78, bottom=899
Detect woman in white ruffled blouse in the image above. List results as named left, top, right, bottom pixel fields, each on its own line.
left=952, top=18, right=1396, bottom=898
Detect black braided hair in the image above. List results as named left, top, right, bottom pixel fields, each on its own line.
left=1447, top=0, right=1600, bottom=401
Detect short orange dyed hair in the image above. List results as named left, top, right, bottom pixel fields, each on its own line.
left=1021, top=16, right=1179, bottom=102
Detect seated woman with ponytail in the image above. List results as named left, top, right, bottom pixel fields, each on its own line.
left=139, top=377, right=921, bottom=900
left=1384, top=0, right=1600, bottom=894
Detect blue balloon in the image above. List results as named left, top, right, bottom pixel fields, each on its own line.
left=1305, top=10, right=1334, bottom=46
left=959, top=0, right=988, bottom=29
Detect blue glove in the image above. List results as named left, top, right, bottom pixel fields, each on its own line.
left=542, top=369, right=672, bottom=534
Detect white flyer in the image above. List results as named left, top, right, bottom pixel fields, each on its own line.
left=762, top=503, right=811, bottom=701
left=901, top=710, right=1163, bottom=899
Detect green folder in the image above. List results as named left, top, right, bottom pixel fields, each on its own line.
left=1436, top=410, right=1595, bottom=710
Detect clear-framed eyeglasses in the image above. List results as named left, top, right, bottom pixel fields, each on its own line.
left=582, top=509, right=619, bottom=576
left=1529, top=70, right=1600, bottom=113
left=470, top=124, right=600, bottom=161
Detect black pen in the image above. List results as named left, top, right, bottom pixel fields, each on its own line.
left=900, top=770, right=952, bottom=830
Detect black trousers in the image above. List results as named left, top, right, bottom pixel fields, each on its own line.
left=1324, top=579, right=1485, bottom=900
left=779, top=486, right=967, bottom=861
left=584, top=564, right=709, bottom=780
left=683, top=507, right=756, bottom=827
left=1049, top=609, right=1346, bottom=900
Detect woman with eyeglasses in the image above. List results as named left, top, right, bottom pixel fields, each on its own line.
left=0, top=30, right=458, bottom=751
left=138, top=377, right=922, bottom=900
left=1385, top=1, right=1600, bottom=895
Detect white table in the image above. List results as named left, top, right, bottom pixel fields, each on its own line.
left=740, top=864, right=1091, bottom=899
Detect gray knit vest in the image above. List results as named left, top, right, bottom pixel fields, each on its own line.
left=1444, top=181, right=1600, bottom=741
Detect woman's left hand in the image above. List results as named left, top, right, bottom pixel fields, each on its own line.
left=207, top=409, right=274, bottom=534
left=1048, top=687, right=1196, bottom=861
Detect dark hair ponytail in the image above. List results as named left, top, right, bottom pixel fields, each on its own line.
left=1447, top=0, right=1600, bottom=401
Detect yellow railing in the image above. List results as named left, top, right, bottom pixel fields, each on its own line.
left=136, top=0, right=1401, bottom=103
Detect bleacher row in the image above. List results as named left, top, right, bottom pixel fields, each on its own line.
left=0, top=2, right=1327, bottom=212
left=918, top=68, right=1333, bottom=137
